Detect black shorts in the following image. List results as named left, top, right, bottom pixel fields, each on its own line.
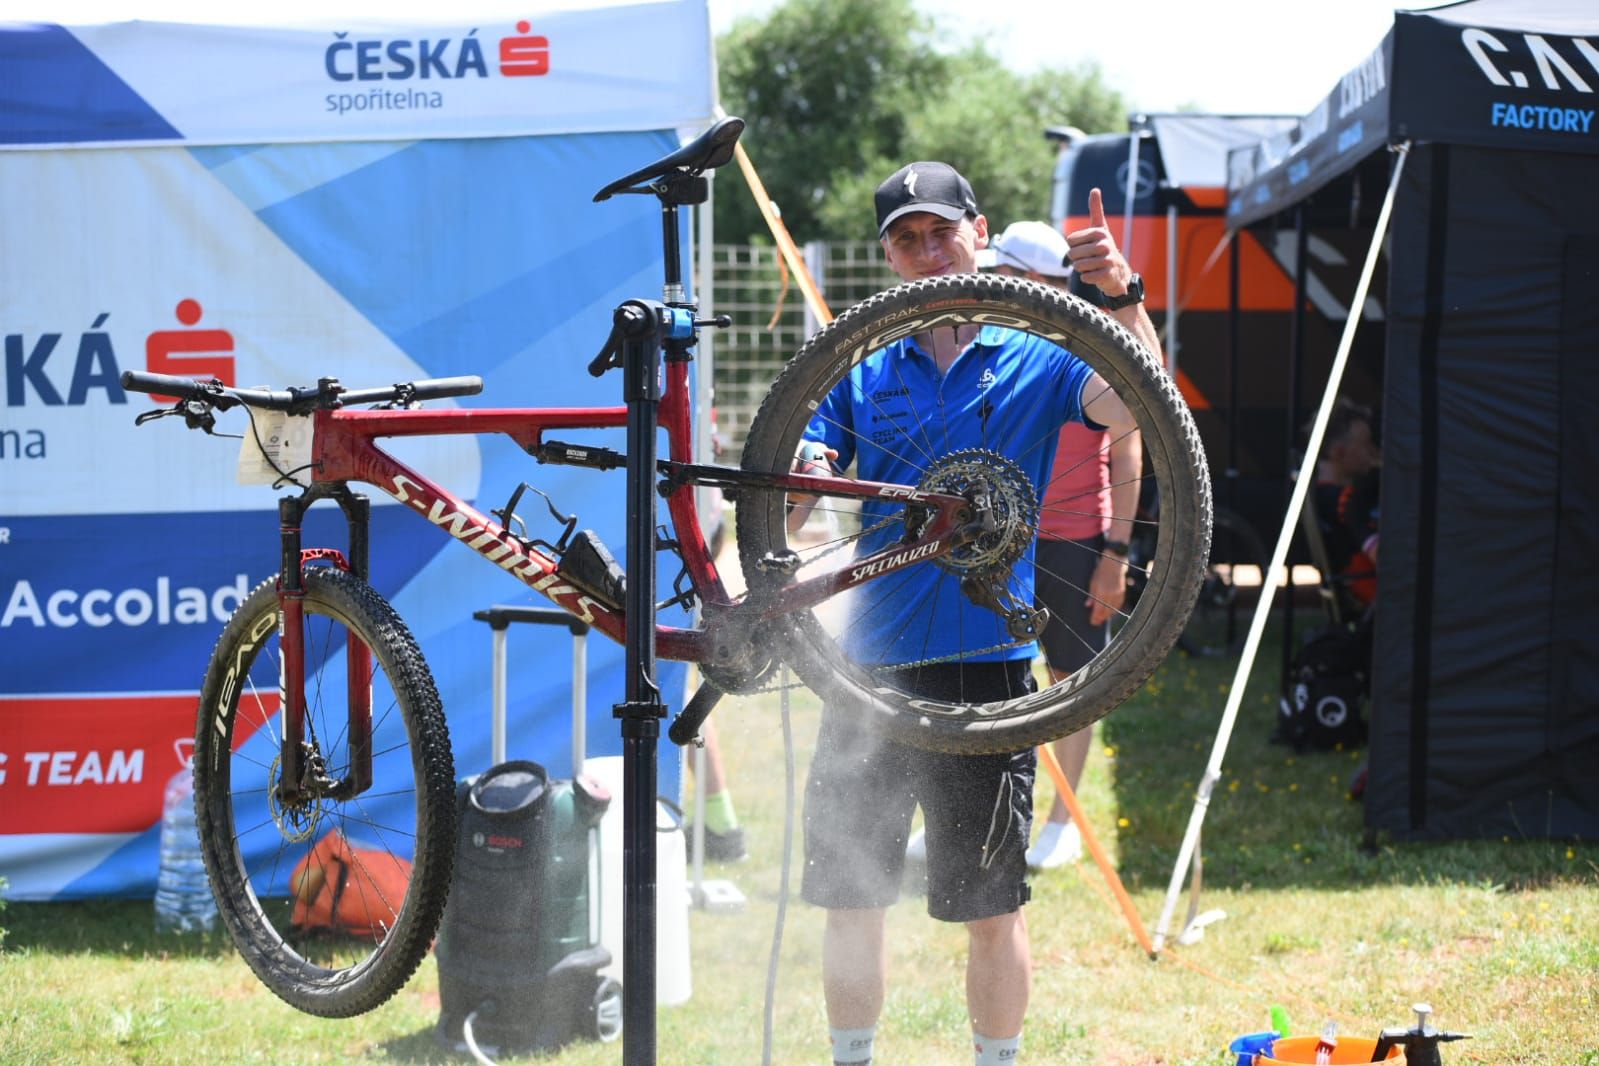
left=1034, top=535, right=1108, bottom=675
left=800, top=661, right=1035, bottom=923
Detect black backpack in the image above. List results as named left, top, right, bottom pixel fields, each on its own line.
left=1273, top=621, right=1371, bottom=751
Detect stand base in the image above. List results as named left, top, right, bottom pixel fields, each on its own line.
left=1176, top=908, right=1227, bottom=946
left=690, top=878, right=746, bottom=913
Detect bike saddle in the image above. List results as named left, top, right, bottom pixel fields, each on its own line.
left=592, top=115, right=745, bottom=202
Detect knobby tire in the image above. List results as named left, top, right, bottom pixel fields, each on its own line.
left=192, top=567, right=455, bottom=1017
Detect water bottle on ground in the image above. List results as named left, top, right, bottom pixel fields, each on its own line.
left=154, top=758, right=217, bottom=934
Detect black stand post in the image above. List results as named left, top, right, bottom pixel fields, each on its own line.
left=614, top=301, right=667, bottom=1065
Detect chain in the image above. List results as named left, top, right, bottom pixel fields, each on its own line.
left=874, top=638, right=1037, bottom=673
left=742, top=500, right=1032, bottom=689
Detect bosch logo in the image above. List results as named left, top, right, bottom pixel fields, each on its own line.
left=477, top=834, right=523, bottom=850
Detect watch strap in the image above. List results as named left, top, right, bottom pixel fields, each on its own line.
left=1102, top=538, right=1131, bottom=557
left=1102, top=273, right=1144, bottom=311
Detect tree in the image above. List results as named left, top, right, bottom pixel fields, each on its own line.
left=716, top=0, right=1129, bottom=245
left=714, top=0, right=946, bottom=246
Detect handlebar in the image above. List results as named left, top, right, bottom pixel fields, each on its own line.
left=120, top=371, right=483, bottom=413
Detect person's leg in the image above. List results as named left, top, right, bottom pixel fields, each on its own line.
left=802, top=704, right=915, bottom=1064
left=692, top=718, right=744, bottom=859
left=824, top=906, right=889, bottom=1028
left=1033, top=536, right=1106, bottom=863
left=914, top=662, right=1036, bottom=1059
left=966, top=908, right=1031, bottom=1044
left=1040, top=722, right=1092, bottom=825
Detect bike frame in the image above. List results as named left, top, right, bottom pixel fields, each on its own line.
left=270, top=351, right=977, bottom=803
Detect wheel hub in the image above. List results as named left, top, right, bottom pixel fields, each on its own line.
left=266, top=753, right=326, bottom=844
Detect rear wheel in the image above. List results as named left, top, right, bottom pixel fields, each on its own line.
left=193, top=566, right=455, bottom=1017
left=736, top=274, right=1212, bottom=754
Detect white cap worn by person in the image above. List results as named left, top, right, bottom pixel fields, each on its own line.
left=978, top=219, right=1072, bottom=278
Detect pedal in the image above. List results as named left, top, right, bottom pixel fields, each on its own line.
left=556, top=530, right=626, bottom=611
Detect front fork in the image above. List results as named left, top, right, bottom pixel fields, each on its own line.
left=275, top=484, right=373, bottom=807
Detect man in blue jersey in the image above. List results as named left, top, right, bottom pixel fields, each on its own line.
left=793, top=161, right=1141, bottom=1066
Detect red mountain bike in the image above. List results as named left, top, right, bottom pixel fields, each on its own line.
left=123, top=116, right=1211, bottom=1020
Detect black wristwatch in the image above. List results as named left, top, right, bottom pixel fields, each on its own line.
left=1101, top=274, right=1144, bottom=311
left=1102, top=538, right=1131, bottom=557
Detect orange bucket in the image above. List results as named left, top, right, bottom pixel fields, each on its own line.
left=1258, top=1036, right=1405, bottom=1065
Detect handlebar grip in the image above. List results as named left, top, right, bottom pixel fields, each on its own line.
left=120, top=370, right=213, bottom=398
left=410, top=376, right=483, bottom=400
left=667, top=681, right=725, bottom=747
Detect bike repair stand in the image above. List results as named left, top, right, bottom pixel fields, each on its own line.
left=596, top=156, right=731, bottom=1063
left=614, top=297, right=671, bottom=1066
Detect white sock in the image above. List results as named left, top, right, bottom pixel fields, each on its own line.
left=974, top=1031, right=1021, bottom=1065
left=831, top=1025, right=876, bottom=1064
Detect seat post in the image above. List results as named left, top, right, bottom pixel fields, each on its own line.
left=660, top=200, right=685, bottom=305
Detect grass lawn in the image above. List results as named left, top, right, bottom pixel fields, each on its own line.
left=3, top=611, right=1596, bottom=1064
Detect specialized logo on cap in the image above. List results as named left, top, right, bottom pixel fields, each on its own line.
left=904, top=168, right=919, bottom=196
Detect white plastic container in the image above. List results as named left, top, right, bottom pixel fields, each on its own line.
left=153, top=760, right=217, bottom=934
left=584, top=755, right=692, bottom=1006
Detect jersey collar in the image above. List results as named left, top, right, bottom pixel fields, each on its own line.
left=895, top=323, right=1009, bottom=363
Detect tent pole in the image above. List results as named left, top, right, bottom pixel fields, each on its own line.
left=1282, top=205, right=1308, bottom=685
left=1151, top=143, right=1411, bottom=955
left=1166, top=204, right=1179, bottom=376
left=1122, top=128, right=1141, bottom=252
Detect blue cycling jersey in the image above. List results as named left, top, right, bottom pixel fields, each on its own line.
left=803, top=324, right=1098, bottom=666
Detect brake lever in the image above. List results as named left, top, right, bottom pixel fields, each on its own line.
left=133, top=398, right=218, bottom=434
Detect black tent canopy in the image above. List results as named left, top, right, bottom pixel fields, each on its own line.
left=1228, top=0, right=1599, bottom=229
left=1228, top=0, right=1599, bottom=842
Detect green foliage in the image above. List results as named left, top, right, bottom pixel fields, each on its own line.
left=716, top=0, right=1128, bottom=245
left=715, top=0, right=946, bottom=246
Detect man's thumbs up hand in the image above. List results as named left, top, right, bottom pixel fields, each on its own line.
left=1066, top=186, right=1133, bottom=300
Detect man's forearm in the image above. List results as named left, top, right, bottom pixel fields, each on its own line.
left=1109, top=303, right=1165, bottom=370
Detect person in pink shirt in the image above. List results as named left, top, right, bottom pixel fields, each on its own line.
left=985, top=217, right=1154, bottom=868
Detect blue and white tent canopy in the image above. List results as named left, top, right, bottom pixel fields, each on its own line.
left=0, top=2, right=714, bottom=900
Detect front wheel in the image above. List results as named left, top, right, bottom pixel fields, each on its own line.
left=192, top=566, right=456, bottom=1017
left=736, top=274, right=1212, bottom=754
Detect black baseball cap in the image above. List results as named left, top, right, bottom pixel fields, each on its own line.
left=875, top=161, right=980, bottom=237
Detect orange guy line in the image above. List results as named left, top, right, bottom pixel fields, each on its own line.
left=732, top=141, right=833, bottom=326
left=1037, top=741, right=1155, bottom=956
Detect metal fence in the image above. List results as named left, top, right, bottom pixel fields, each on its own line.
left=704, top=240, right=898, bottom=454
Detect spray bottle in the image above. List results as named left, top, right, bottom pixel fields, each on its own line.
left=1371, top=1004, right=1470, bottom=1066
